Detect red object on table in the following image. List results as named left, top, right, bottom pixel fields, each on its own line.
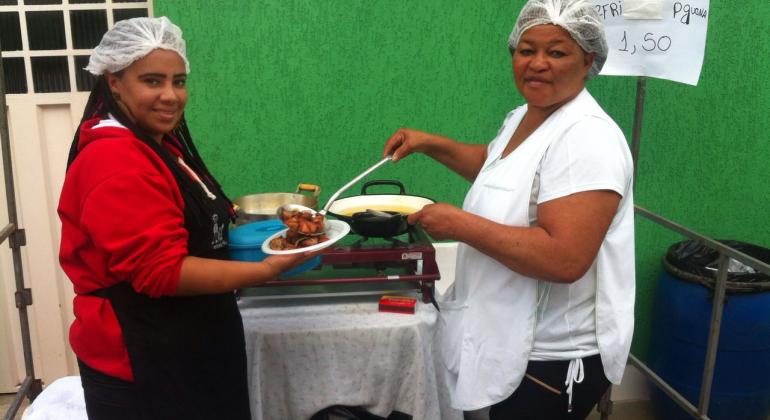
left=379, top=295, right=417, bottom=314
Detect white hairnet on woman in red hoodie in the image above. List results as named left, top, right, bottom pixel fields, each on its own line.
left=85, top=16, right=190, bottom=75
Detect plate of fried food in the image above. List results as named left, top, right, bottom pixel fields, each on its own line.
left=261, top=208, right=350, bottom=255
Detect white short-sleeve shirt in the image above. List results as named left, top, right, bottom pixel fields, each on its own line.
left=442, top=89, right=635, bottom=410
left=529, top=117, right=632, bottom=361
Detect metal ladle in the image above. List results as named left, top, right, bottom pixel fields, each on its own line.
left=362, top=209, right=395, bottom=218
left=278, top=155, right=393, bottom=235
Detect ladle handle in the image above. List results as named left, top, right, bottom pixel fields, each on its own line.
left=322, top=155, right=393, bottom=213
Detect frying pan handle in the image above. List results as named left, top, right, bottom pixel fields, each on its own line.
left=296, top=183, right=320, bottom=198
left=361, top=180, right=406, bottom=195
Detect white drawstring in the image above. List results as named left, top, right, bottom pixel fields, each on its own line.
left=564, top=358, right=585, bottom=413
left=177, top=156, right=216, bottom=200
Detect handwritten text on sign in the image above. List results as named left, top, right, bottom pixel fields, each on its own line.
left=592, top=0, right=710, bottom=86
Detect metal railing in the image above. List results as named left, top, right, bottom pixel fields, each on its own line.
left=1, top=43, right=42, bottom=420
left=596, top=206, right=770, bottom=420
left=596, top=76, right=770, bottom=420
left=636, top=207, right=769, bottom=419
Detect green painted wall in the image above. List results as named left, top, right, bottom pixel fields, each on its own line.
left=156, top=1, right=770, bottom=359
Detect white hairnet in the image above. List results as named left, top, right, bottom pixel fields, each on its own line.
left=508, top=0, right=607, bottom=79
left=85, top=16, right=189, bottom=76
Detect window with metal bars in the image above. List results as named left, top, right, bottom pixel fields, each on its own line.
left=0, top=0, right=151, bottom=94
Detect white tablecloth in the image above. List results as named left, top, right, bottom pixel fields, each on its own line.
left=239, top=296, right=462, bottom=420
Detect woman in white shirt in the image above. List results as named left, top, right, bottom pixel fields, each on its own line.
left=382, top=1, right=635, bottom=419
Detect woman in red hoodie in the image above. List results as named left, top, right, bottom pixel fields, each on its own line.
left=58, top=17, right=313, bottom=420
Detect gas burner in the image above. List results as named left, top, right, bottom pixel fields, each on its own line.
left=248, top=225, right=440, bottom=303
left=349, top=235, right=410, bottom=248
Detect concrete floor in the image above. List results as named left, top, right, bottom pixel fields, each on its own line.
left=587, top=400, right=656, bottom=420
left=0, top=393, right=30, bottom=420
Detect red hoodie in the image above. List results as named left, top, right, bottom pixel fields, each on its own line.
left=58, top=117, right=190, bottom=381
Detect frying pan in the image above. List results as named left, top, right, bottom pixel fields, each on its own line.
left=327, top=180, right=434, bottom=238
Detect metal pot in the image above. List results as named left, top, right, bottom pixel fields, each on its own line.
left=233, top=184, right=319, bottom=226
left=327, top=180, right=434, bottom=238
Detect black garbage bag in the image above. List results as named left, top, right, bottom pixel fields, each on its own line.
left=309, top=405, right=412, bottom=420
left=663, top=240, right=770, bottom=293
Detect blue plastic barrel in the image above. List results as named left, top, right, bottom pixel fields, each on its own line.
left=649, top=240, right=770, bottom=420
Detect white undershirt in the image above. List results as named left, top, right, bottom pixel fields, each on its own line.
left=529, top=271, right=599, bottom=360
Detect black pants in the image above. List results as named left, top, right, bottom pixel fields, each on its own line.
left=489, top=354, right=610, bottom=420
left=78, top=359, right=141, bottom=420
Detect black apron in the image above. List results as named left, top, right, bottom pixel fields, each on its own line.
left=93, top=164, right=251, bottom=420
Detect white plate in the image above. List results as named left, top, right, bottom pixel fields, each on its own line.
left=261, top=219, right=351, bottom=255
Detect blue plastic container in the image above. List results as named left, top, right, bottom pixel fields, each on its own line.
left=228, top=219, right=320, bottom=277
left=650, top=242, right=770, bottom=420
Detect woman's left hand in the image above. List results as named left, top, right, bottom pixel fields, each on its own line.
left=407, top=203, right=465, bottom=241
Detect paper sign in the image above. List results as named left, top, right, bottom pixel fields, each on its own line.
left=592, top=0, right=710, bottom=85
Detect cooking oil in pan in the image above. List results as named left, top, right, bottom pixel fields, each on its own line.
left=338, top=205, right=419, bottom=217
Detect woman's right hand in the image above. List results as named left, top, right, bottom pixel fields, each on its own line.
left=383, top=128, right=432, bottom=163
left=263, top=251, right=321, bottom=276
left=177, top=250, right=324, bottom=295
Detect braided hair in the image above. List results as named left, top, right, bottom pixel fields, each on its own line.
left=66, top=75, right=234, bottom=229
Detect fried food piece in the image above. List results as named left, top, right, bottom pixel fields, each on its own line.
left=269, top=236, right=297, bottom=251
left=270, top=209, right=328, bottom=250
left=285, top=230, right=302, bottom=242
left=279, top=210, right=324, bottom=234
